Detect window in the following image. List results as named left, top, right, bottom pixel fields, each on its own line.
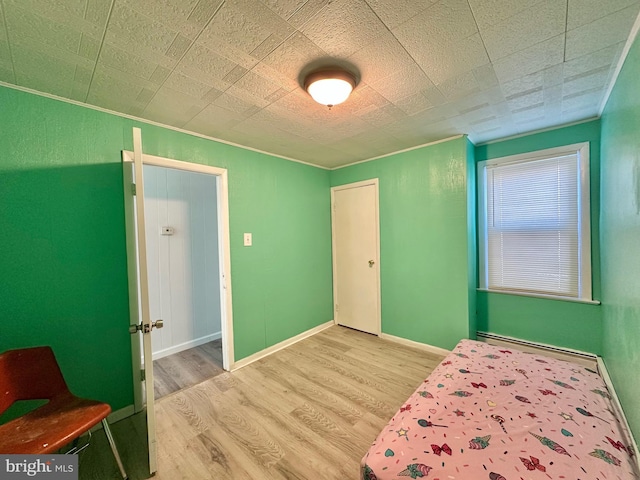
left=478, top=143, right=592, bottom=301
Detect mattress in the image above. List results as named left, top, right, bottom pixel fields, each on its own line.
left=361, top=339, right=638, bottom=480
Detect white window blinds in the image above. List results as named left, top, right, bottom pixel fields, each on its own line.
left=479, top=144, right=591, bottom=301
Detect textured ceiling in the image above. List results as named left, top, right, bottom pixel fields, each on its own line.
left=0, top=0, right=639, bottom=168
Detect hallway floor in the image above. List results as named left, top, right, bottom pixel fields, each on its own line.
left=153, top=339, right=224, bottom=399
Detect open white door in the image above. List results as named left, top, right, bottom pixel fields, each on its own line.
left=122, top=127, right=159, bottom=474
left=122, top=128, right=236, bottom=476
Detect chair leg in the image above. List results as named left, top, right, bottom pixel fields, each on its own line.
left=101, top=419, right=128, bottom=480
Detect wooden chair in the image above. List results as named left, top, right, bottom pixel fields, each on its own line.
left=0, top=346, right=128, bottom=479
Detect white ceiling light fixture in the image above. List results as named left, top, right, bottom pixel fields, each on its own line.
left=304, top=69, right=357, bottom=108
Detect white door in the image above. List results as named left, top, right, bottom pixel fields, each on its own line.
left=122, top=128, right=236, bottom=476
left=331, top=180, right=381, bottom=335
left=122, top=127, right=159, bottom=474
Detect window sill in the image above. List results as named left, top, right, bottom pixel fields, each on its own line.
left=477, top=288, right=601, bottom=305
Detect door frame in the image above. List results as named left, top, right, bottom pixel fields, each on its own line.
left=122, top=150, right=235, bottom=412
left=330, top=179, right=382, bottom=336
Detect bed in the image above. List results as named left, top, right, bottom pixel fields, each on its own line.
left=361, top=339, right=638, bottom=480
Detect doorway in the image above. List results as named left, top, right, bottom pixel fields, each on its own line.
left=122, top=138, right=234, bottom=474
left=331, top=179, right=381, bottom=335
left=143, top=164, right=225, bottom=399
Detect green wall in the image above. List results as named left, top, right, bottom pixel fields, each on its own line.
left=600, top=33, right=640, bottom=442
left=475, top=120, right=602, bottom=354
left=330, top=136, right=476, bottom=350
left=0, top=86, right=333, bottom=413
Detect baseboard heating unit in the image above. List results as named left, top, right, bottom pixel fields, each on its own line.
left=476, top=331, right=598, bottom=369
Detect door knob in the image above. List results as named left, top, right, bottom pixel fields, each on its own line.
left=368, top=260, right=375, bottom=267
left=128, top=319, right=164, bottom=334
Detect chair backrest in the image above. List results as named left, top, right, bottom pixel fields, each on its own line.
left=0, top=346, right=70, bottom=415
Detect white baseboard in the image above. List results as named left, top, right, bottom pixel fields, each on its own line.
left=476, top=331, right=598, bottom=368
left=379, top=333, right=450, bottom=357
left=597, top=357, right=640, bottom=471
left=231, top=321, right=334, bottom=371
left=108, top=404, right=135, bottom=424
left=152, top=331, right=222, bottom=361
left=88, top=404, right=135, bottom=433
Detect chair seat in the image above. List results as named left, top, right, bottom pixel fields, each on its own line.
left=0, top=392, right=111, bottom=454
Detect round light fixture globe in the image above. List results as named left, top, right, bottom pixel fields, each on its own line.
left=304, top=69, right=356, bottom=107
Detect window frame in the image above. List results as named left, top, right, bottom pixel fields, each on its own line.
left=477, top=142, right=593, bottom=302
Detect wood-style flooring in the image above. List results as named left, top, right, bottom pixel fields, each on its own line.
left=78, top=409, right=149, bottom=480
left=153, top=339, right=223, bottom=399
left=154, top=326, right=445, bottom=479
left=79, top=326, right=446, bottom=479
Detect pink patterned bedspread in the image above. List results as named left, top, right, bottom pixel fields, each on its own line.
left=361, top=339, right=638, bottom=480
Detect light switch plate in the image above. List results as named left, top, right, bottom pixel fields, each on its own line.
left=243, top=233, right=252, bottom=246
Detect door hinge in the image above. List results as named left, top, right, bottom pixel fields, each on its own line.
left=140, top=369, right=145, bottom=381
left=335, top=304, right=339, bottom=312
left=131, top=183, right=137, bottom=196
